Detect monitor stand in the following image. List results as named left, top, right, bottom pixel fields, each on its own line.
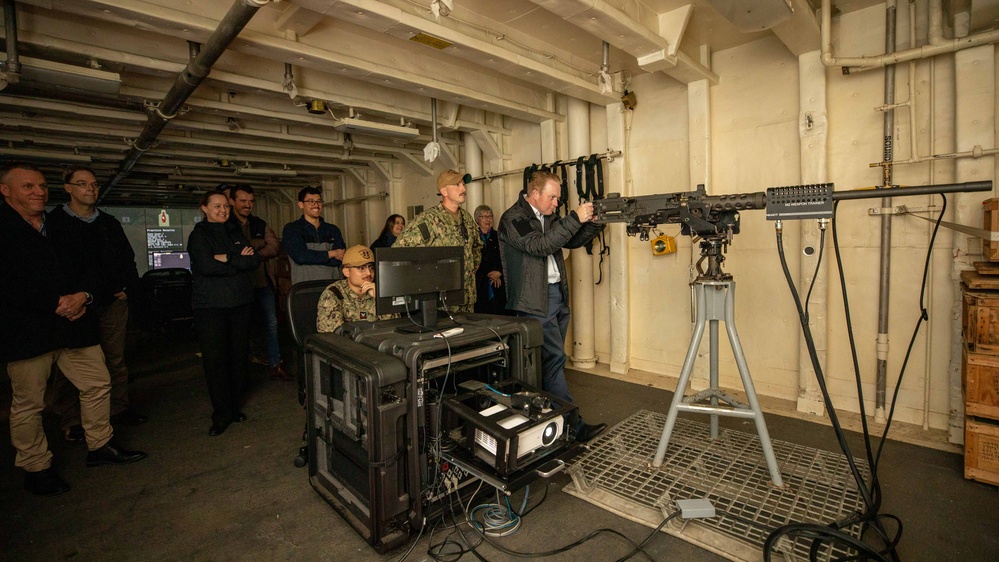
left=395, top=297, right=459, bottom=334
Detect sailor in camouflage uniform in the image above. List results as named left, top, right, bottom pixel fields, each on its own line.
left=317, top=245, right=391, bottom=333
left=393, top=169, right=482, bottom=312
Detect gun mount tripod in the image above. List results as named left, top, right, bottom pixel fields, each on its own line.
left=593, top=181, right=995, bottom=488
left=653, top=234, right=784, bottom=487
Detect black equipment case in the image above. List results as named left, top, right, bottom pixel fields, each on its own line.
left=305, top=313, right=580, bottom=553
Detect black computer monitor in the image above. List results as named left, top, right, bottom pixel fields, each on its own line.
left=150, top=251, right=191, bottom=270
left=374, top=246, right=464, bottom=333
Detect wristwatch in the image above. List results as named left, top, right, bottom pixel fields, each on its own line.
left=84, top=292, right=94, bottom=306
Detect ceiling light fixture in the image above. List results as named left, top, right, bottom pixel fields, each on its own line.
left=4, top=56, right=121, bottom=97
left=333, top=115, right=420, bottom=139
left=235, top=165, right=298, bottom=177
left=3, top=147, right=92, bottom=163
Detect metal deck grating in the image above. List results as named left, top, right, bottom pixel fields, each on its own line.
left=564, top=410, right=869, bottom=562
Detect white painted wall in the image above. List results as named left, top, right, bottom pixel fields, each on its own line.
left=252, top=3, right=995, bottom=434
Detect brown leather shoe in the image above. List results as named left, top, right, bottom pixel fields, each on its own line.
left=269, top=365, right=292, bottom=381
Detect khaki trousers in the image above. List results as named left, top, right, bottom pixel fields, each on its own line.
left=49, top=299, right=131, bottom=427
left=8, top=345, right=113, bottom=471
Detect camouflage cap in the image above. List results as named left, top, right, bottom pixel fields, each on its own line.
left=436, top=169, right=472, bottom=192
left=342, top=245, right=374, bottom=267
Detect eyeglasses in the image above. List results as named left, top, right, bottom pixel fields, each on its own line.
left=68, top=181, right=100, bottom=189
left=347, top=264, right=375, bottom=272
left=302, top=199, right=324, bottom=206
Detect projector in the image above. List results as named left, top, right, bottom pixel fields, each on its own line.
left=473, top=403, right=564, bottom=464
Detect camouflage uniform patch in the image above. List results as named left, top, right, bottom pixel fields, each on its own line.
left=393, top=204, right=482, bottom=312
left=316, top=279, right=388, bottom=332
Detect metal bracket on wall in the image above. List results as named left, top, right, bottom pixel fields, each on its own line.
left=868, top=204, right=937, bottom=215
left=885, top=204, right=999, bottom=241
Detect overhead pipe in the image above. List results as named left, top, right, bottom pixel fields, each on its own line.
left=283, top=62, right=294, bottom=92
left=188, top=41, right=201, bottom=59
left=2, top=0, right=21, bottom=86
left=102, top=0, right=270, bottom=199
left=820, top=0, right=999, bottom=73
left=431, top=97, right=439, bottom=143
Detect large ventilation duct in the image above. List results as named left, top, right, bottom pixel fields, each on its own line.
left=102, top=0, right=271, bottom=199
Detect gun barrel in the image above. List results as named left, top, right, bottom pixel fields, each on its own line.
left=703, top=192, right=766, bottom=212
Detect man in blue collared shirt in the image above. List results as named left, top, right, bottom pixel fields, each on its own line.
left=281, top=186, right=347, bottom=285
left=47, top=166, right=147, bottom=442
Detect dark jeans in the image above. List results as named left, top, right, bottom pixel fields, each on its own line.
left=254, top=286, right=281, bottom=367
left=517, top=283, right=582, bottom=430
left=194, top=304, right=252, bottom=425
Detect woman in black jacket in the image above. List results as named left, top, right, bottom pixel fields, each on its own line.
left=188, top=191, right=259, bottom=436
left=369, top=214, right=405, bottom=250
left=472, top=205, right=510, bottom=315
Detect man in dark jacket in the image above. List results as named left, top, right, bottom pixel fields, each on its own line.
left=228, top=184, right=290, bottom=380
left=498, top=170, right=606, bottom=442
left=281, top=186, right=346, bottom=285
left=47, top=166, right=147, bottom=442
left=0, top=162, right=146, bottom=497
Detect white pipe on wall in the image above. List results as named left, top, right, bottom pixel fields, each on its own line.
left=796, top=50, right=829, bottom=416
left=464, top=133, right=484, bottom=213
left=568, top=96, right=596, bottom=368
left=949, top=44, right=995, bottom=444
left=820, top=0, right=999, bottom=72
left=607, top=103, right=630, bottom=374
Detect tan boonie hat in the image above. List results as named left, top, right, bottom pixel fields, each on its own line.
left=436, top=169, right=472, bottom=192
left=341, top=245, right=374, bottom=267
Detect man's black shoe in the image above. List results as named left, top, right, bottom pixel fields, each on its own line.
left=575, top=423, right=607, bottom=443
left=86, top=441, right=147, bottom=466
left=64, top=425, right=85, bottom=443
left=24, top=468, right=71, bottom=496
left=111, top=409, right=148, bottom=427
left=208, top=421, right=229, bottom=436
left=233, top=412, right=247, bottom=423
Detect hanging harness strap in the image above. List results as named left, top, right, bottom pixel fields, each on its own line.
left=584, top=154, right=605, bottom=200
left=522, top=164, right=538, bottom=195
left=558, top=160, right=570, bottom=217
left=575, top=156, right=586, bottom=201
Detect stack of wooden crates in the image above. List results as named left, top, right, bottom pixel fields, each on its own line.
left=960, top=198, right=999, bottom=486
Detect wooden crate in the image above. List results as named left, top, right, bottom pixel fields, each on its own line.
left=963, top=349, right=999, bottom=419
left=986, top=198, right=999, bottom=261
left=962, top=285, right=999, bottom=353
left=965, top=417, right=999, bottom=486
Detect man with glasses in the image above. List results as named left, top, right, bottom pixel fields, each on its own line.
left=393, top=169, right=482, bottom=312
left=316, top=245, right=391, bottom=332
left=1, top=162, right=146, bottom=496
left=281, top=186, right=347, bottom=285
left=47, top=165, right=147, bottom=444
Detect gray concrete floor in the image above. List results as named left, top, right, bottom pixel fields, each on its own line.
left=2, top=328, right=997, bottom=561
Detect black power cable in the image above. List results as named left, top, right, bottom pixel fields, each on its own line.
left=769, top=194, right=947, bottom=561
left=772, top=219, right=896, bottom=562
